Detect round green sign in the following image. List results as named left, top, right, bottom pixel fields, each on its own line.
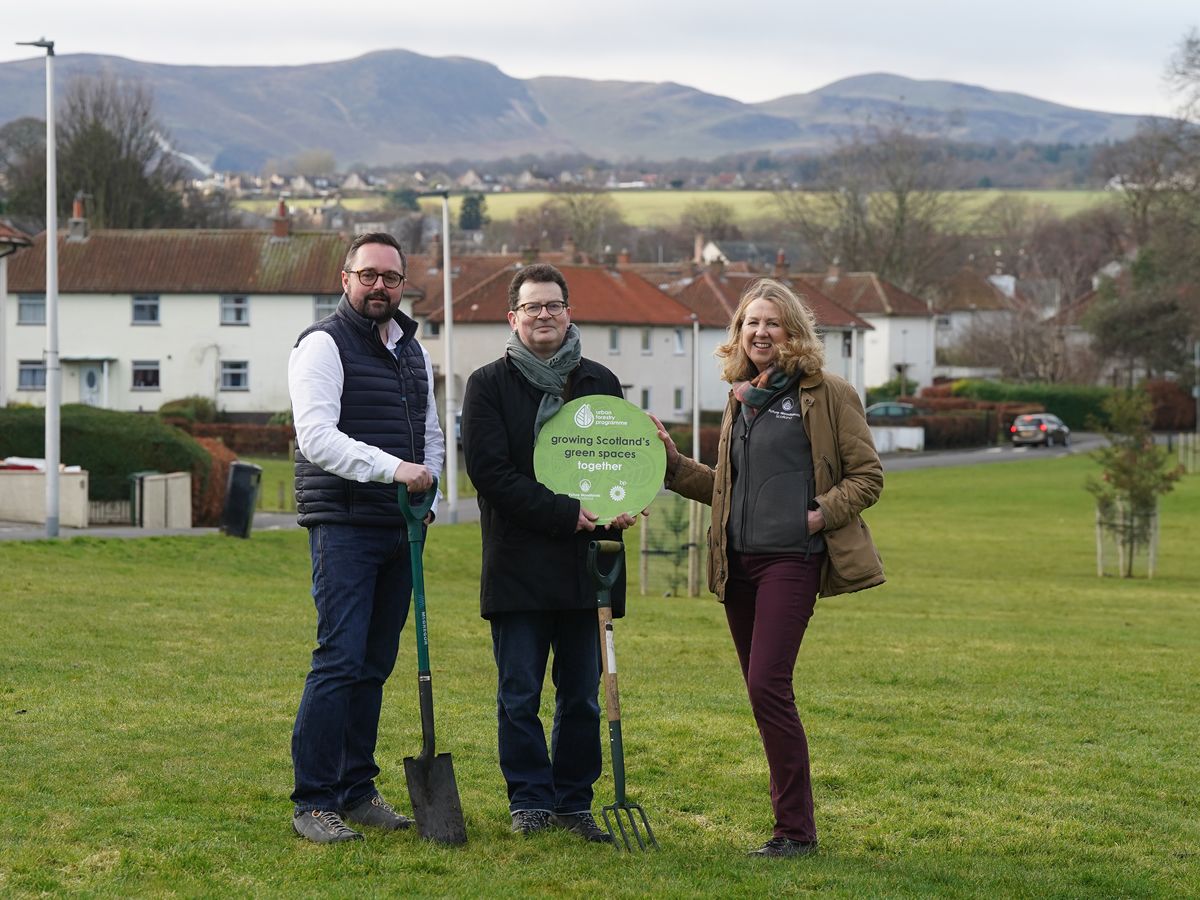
left=534, top=395, right=666, bottom=521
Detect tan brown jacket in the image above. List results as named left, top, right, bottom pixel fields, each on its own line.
left=669, top=370, right=885, bottom=599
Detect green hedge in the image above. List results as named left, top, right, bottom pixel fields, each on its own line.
left=0, top=405, right=212, bottom=501
left=948, top=380, right=1113, bottom=431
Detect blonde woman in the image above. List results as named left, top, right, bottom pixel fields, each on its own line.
left=656, top=278, right=884, bottom=857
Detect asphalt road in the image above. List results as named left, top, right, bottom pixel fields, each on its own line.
left=882, top=432, right=1103, bottom=472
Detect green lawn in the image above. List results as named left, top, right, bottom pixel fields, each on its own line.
left=237, top=189, right=1114, bottom=230
left=2, top=455, right=1197, bottom=897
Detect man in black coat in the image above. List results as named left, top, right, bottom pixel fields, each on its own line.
left=462, top=263, right=633, bottom=843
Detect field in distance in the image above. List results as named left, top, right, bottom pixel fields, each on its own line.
left=237, top=189, right=1114, bottom=229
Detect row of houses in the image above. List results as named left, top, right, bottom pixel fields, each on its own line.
left=0, top=210, right=948, bottom=425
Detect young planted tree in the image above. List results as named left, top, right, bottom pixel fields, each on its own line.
left=1086, top=390, right=1184, bottom=577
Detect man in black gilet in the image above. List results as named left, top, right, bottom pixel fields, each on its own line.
left=287, top=232, right=444, bottom=843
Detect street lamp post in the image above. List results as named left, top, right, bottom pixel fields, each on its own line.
left=421, top=190, right=456, bottom=522
left=687, top=313, right=701, bottom=596
left=18, top=38, right=59, bottom=537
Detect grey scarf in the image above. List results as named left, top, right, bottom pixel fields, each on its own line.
left=506, top=324, right=583, bottom=439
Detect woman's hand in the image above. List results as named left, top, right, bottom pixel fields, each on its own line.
left=807, top=507, right=826, bottom=535
left=648, top=413, right=681, bottom=475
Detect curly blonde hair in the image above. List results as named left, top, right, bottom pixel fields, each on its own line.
left=716, top=278, right=825, bottom=383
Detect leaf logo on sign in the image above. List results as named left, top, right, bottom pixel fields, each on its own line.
left=574, top=404, right=596, bottom=428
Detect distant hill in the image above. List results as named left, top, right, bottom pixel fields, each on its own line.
left=0, top=51, right=1157, bottom=170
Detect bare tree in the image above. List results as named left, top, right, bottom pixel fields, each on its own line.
left=680, top=199, right=741, bottom=241
left=774, top=125, right=964, bottom=296
left=546, top=190, right=627, bottom=258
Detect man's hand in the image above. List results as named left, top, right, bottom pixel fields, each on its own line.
left=576, top=507, right=600, bottom=532
left=394, top=461, right=434, bottom=493
left=648, top=413, right=681, bottom=476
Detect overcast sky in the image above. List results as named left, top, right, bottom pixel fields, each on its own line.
left=4, top=1, right=1196, bottom=117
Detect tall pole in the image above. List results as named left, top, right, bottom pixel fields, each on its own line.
left=20, top=39, right=58, bottom=536
left=687, top=314, right=700, bottom=596
left=439, top=192, right=457, bottom=522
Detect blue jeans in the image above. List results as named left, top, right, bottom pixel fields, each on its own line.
left=491, top=610, right=602, bottom=814
left=291, top=523, right=412, bottom=813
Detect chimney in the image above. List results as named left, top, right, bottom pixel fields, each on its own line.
left=272, top=199, right=291, bottom=239
left=67, top=191, right=89, bottom=243
left=773, top=248, right=789, bottom=279
left=693, top=233, right=704, bottom=264
left=521, top=245, right=539, bottom=265
left=617, top=248, right=631, bottom=267
left=562, top=235, right=577, bottom=264
left=432, top=232, right=443, bottom=270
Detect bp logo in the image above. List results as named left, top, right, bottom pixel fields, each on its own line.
left=608, top=485, right=626, bottom=502
left=579, top=479, right=592, bottom=493
left=573, top=404, right=596, bottom=428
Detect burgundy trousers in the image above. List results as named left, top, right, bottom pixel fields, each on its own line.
left=723, top=550, right=823, bottom=842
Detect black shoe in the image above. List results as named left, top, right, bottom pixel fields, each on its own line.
left=342, top=793, right=414, bottom=831
left=749, top=836, right=818, bottom=857
left=292, top=809, right=364, bottom=844
left=551, top=811, right=616, bottom=844
left=511, top=809, right=553, bottom=835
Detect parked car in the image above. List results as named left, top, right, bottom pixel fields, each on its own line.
left=1010, top=413, right=1070, bottom=447
left=865, top=402, right=919, bottom=424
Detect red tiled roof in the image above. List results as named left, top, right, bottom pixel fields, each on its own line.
left=672, top=271, right=873, bottom=331
left=407, top=254, right=520, bottom=317
left=0, top=221, right=34, bottom=248
left=795, top=270, right=931, bottom=317
left=428, top=264, right=697, bottom=327
left=8, top=229, right=348, bottom=294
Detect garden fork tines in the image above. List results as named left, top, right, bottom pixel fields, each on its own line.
left=588, top=540, right=658, bottom=852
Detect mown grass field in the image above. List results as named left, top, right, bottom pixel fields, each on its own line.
left=2, top=454, right=1197, bottom=897
left=238, top=189, right=1114, bottom=230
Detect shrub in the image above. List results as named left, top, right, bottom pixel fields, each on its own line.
left=192, top=437, right=237, bottom=526
left=157, top=395, right=218, bottom=423
left=910, top=413, right=993, bottom=450
left=950, top=380, right=1112, bottom=431
left=866, top=374, right=919, bottom=406
left=1143, top=379, right=1196, bottom=431
left=267, top=409, right=294, bottom=426
left=180, top=423, right=295, bottom=456
left=0, top=405, right=211, bottom=503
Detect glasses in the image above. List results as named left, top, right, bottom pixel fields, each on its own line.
left=514, top=301, right=568, bottom=318
left=345, top=268, right=406, bottom=289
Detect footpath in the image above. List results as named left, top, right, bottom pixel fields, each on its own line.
left=0, top=503, right=482, bottom=543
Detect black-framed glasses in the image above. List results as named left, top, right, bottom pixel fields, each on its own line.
left=515, top=301, right=568, bottom=318
left=345, top=268, right=406, bottom=289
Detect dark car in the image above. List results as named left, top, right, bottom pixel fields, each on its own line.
left=865, top=402, right=919, bottom=424
left=1010, top=413, right=1070, bottom=448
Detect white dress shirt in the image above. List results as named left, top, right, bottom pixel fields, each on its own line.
left=289, top=316, right=445, bottom=506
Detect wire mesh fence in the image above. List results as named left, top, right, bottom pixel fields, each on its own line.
left=632, top=490, right=707, bottom=598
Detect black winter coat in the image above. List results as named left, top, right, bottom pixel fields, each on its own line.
left=462, top=355, right=627, bottom=619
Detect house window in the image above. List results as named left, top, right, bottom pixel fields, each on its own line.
left=314, top=295, right=339, bottom=320
left=673, top=387, right=685, bottom=412
left=936, top=314, right=952, bottom=328
left=424, top=321, right=441, bottom=337
left=220, top=360, right=249, bottom=391
left=17, top=294, right=45, bottom=325
left=221, top=295, right=250, bottom=326
left=641, top=328, right=652, bottom=354
left=673, top=328, right=686, bottom=355
left=842, top=333, right=853, bottom=358
left=132, top=295, right=160, bottom=325
left=132, top=360, right=160, bottom=390
left=18, top=360, right=46, bottom=390
left=608, top=327, right=620, bottom=354
left=640, top=387, right=651, bottom=410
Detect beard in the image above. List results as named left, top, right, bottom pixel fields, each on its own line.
left=357, top=288, right=397, bottom=322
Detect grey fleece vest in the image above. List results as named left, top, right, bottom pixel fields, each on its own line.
left=727, top=382, right=826, bottom=556
left=293, top=296, right=428, bottom=527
